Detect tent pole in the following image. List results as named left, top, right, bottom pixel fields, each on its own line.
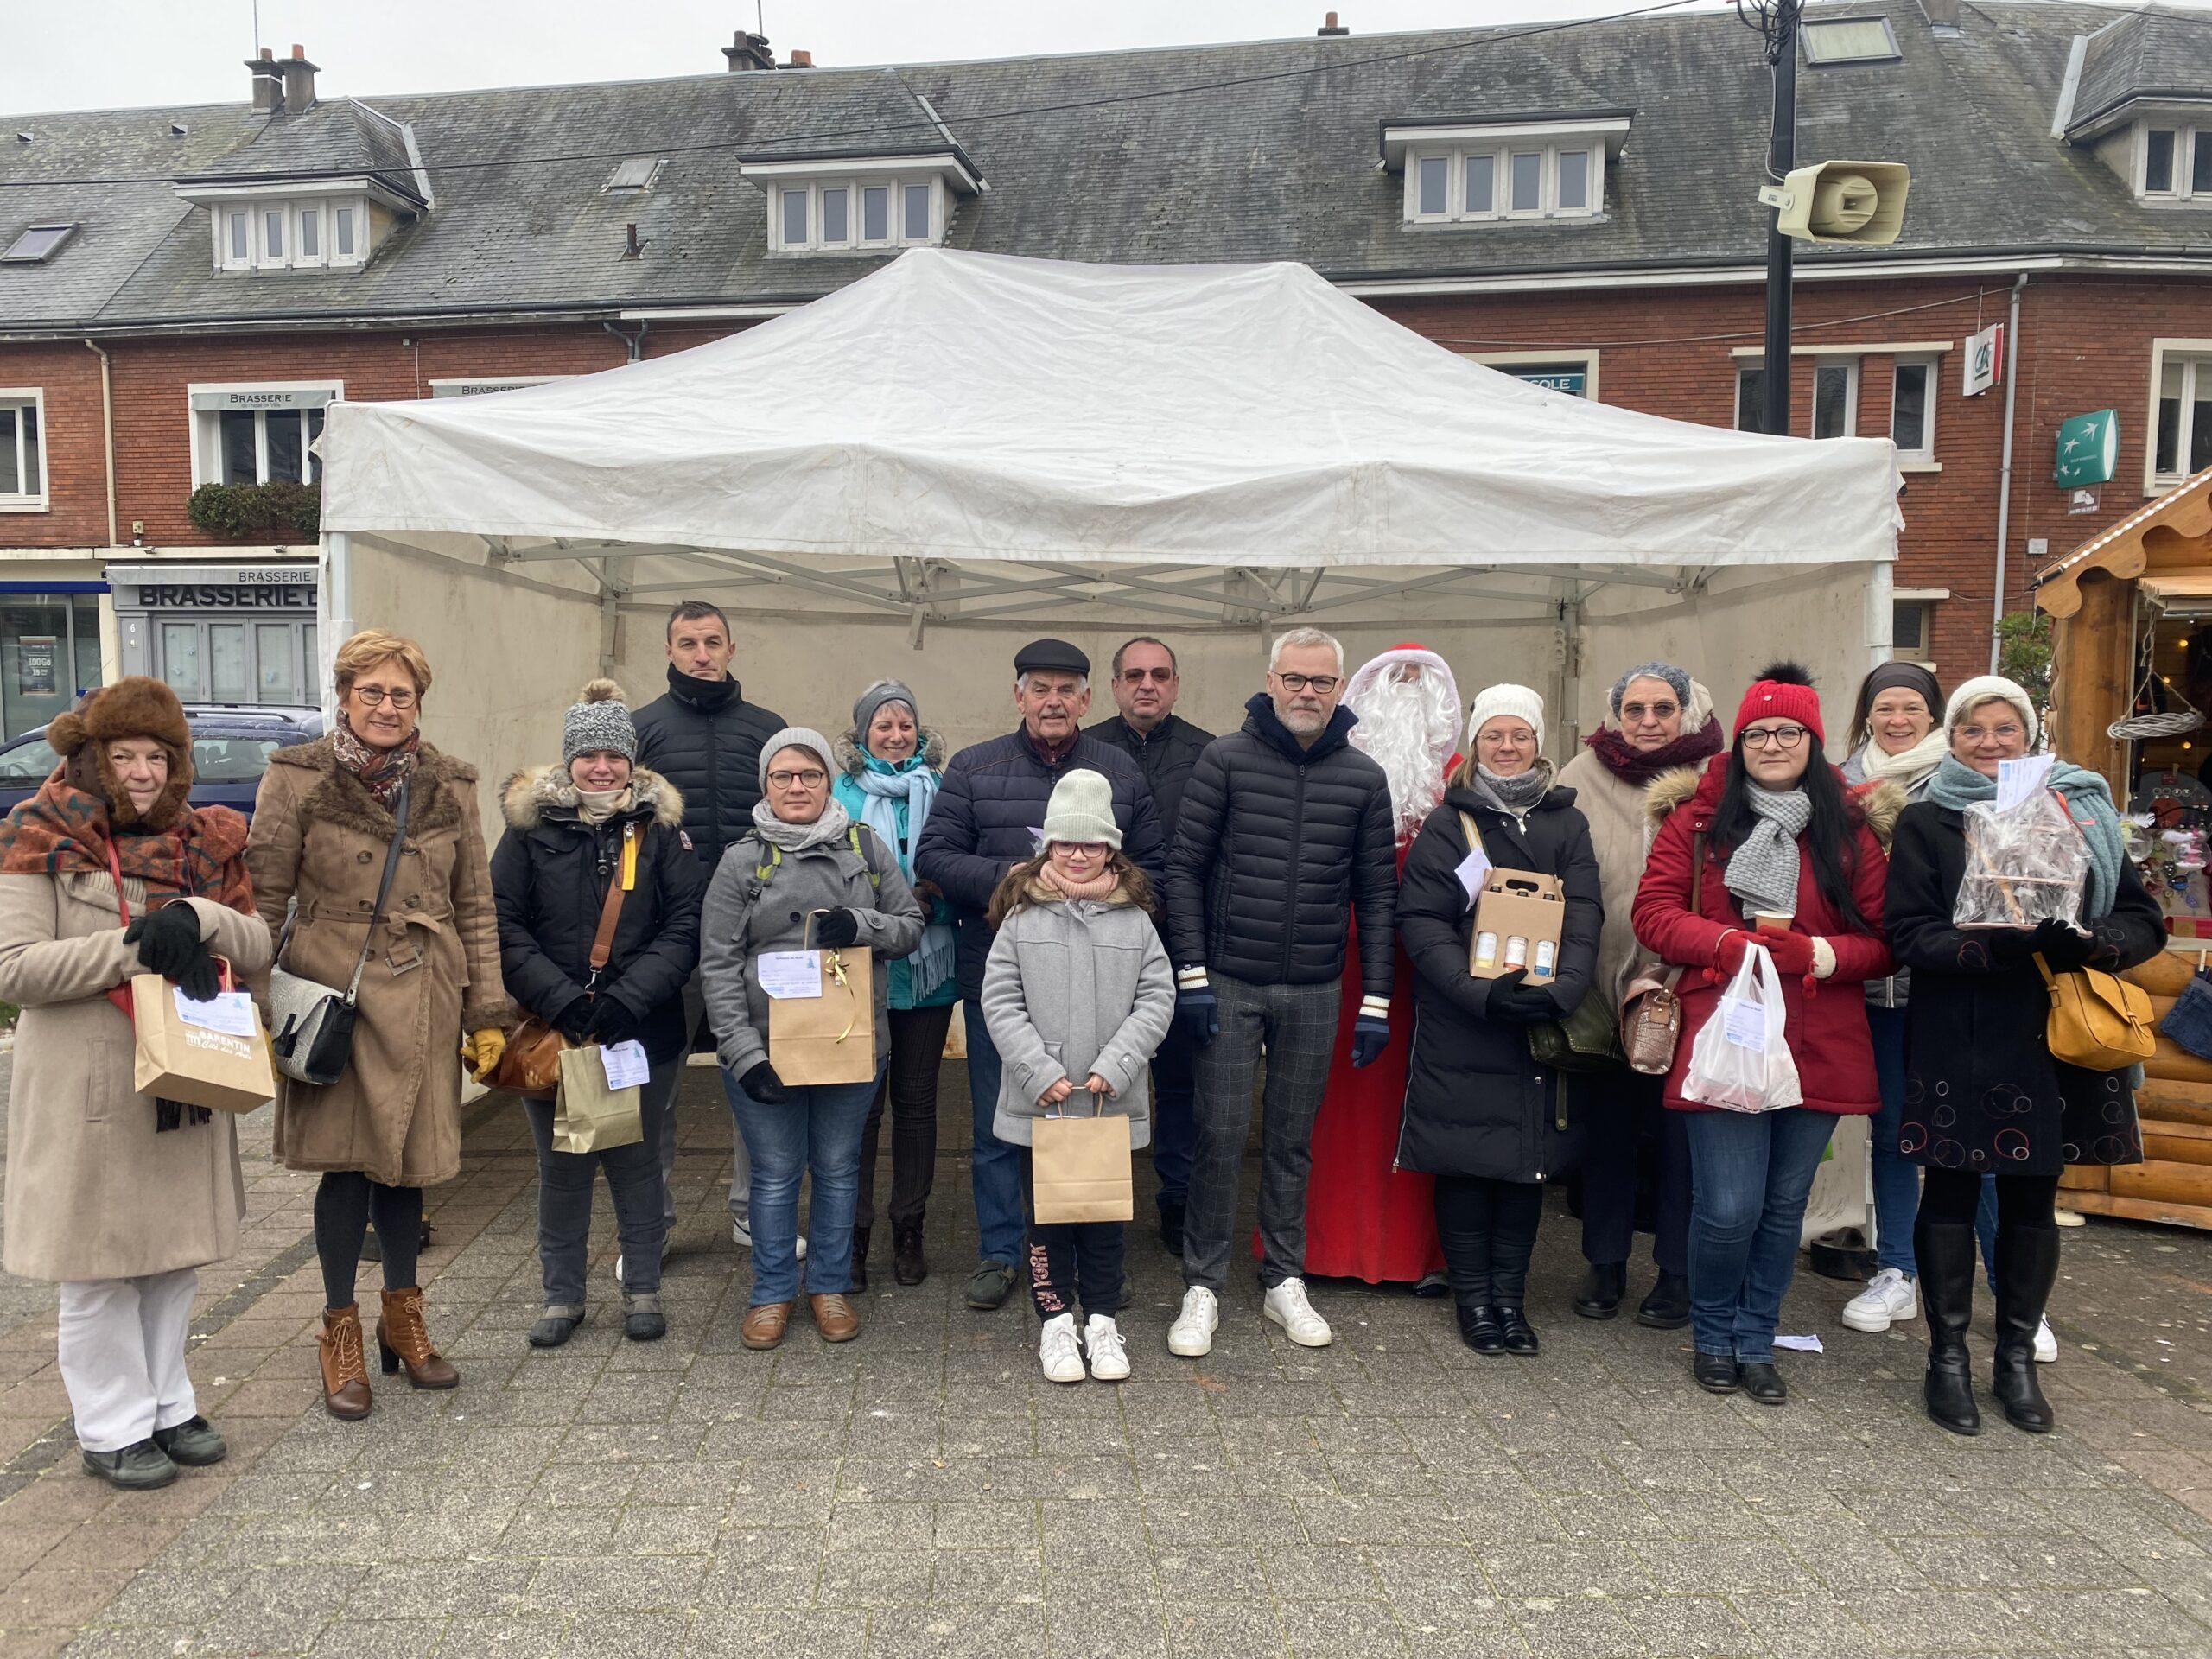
left=319, top=531, right=350, bottom=728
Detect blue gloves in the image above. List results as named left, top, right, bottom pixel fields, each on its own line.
left=1175, top=971, right=1218, bottom=1048
left=1350, top=995, right=1391, bottom=1068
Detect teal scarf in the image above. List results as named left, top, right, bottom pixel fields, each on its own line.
left=849, top=754, right=955, bottom=1001
left=1925, top=754, right=2125, bottom=918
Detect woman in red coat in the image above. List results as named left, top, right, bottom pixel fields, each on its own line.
left=1632, top=664, right=1899, bottom=1406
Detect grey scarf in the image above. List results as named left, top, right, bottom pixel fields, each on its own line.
left=1462, top=760, right=1554, bottom=818
left=749, top=796, right=853, bottom=852
left=1724, top=785, right=1811, bottom=919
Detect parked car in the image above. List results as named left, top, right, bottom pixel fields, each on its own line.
left=0, top=702, right=325, bottom=821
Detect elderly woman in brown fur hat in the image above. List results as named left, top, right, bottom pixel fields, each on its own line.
left=0, top=677, right=271, bottom=1491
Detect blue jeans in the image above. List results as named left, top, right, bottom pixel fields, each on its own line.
left=726, top=1066, right=880, bottom=1306
left=963, top=1001, right=1027, bottom=1268
left=1148, top=1018, right=1198, bottom=1212
left=1866, top=1006, right=1920, bottom=1277
left=1684, top=1107, right=1838, bottom=1365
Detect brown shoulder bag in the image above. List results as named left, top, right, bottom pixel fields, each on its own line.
left=493, top=822, right=638, bottom=1100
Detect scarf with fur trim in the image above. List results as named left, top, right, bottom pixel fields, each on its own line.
left=332, top=715, right=419, bottom=807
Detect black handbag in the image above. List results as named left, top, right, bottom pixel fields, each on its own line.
left=266, top=780, right=410, bottom=1087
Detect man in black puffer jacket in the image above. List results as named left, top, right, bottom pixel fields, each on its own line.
left=1162, top=627, right=1397, bottom=1362
left=914, top=638, right=1166, bottom=1313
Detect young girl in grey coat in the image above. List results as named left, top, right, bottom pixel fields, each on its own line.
left=981, top=770, right=1175, bottom=1384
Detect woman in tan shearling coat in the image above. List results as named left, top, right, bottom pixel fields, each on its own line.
left=0, top=677, right=271, bottom=1490
left=247, top=630, right=509, bottom=1421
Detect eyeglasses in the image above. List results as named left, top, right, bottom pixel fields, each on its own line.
left=1742, top=725, right=1810, bottom=750
left=1621, top=702, right=1679, bottom=721
left=766, top=769, right=829, bottom=789
left=1274, top=673, right=1341, bottom=694
left=1121, top=667, right=1174, bottom=683
left=1961, top=724, right=2026, bottom=744
left=1054, top=842, right=1110, bottom=857
left=351, top=686, right=416, bottom=709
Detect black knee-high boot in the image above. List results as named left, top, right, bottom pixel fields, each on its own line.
left=1914, top=1215, right=1980, bottom=1436
left=1991, top=1226, right=2060, bottom=1433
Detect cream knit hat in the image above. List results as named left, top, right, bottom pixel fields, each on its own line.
left=1040, top=769, right=1122, bottom=849
left=1943, top=676, right=2040, bottom=747
left=1465, top=683, right=1548, bottom=754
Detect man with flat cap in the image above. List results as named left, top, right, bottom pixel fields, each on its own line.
left=916, top=639, right=1168, bottom=1311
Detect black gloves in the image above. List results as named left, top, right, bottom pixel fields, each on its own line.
left=1484, top=968, right=1559, bottom=1026
left=556, top=998, right=594, bottom=1042
left=2029, top=916, right=2097, bottom=971
left=813, top=907, right=861, bottom=949
left=740, top=1061, right=791, bottom=1104
left=586, top=995, right=639, bottom=1046
left=125, top=904, right=221, bottom=1001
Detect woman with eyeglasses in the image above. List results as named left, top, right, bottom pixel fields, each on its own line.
left=247, top=630, right=511, bottom=1421
left=1885, top=677, right=2162, bottom=1436
left=701, top=727, right=924, bottom=1351
left=1633, top=664, right=1899, bottom=1405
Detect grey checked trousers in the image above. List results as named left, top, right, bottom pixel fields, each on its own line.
left=1181, top=972, right=1343, bottom=1294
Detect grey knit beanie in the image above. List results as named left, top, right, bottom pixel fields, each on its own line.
left=1040, top=769, right=1122, bottom=849
left=852, top=679, right=920, bottom=741
left=759, top=725, right=837, bottom=789
left=1608, top=662, right=1693, bottom=721
left=562, top=678, right=638, bottom=765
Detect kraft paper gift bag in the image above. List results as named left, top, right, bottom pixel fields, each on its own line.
left=1032, top=1096, right=1135, bottom=1224
left=130, top=973, right=276, bottom=1115
left=552, top=1043, right=644, bottom=1154
left=763, top=944, right=878, bottom=1086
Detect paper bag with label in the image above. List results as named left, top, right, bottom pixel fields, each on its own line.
left=1032, top=1096, right=1135, bottom=1224
left=130, top=975, right=277, bottom=1114
left=1467, top=868, right=1567, bottom=982
left=766, top=944, right=877, bottom=1085
left=551, top=1044, right=643, bottom=1154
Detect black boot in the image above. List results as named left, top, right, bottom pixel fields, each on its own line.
left=1915, top=1216, right=1981, bottom=1436
left=1457, top=1304, right=1505, bottom=1355
left=1573, top=1262, right=1625, bottom=1319
left=1992, top=1225, right=2061, bottom=1433
left=1496, top=1306, right=1539, bottom=1356
left=1636, top=1271, right=1691, bottom=1330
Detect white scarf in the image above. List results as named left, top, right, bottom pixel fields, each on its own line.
left=1852, top=729, right=1948, bottom=791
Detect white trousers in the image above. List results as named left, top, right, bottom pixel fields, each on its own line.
left=56, top=1268, right=200, bottom=1453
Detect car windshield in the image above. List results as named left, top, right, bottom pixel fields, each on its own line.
left=192, top=735, right=288, bottom=782
left=0, top=736, right=58, bottom=785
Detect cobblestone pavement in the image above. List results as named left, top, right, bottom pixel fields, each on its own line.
left=1, top=1063, right=2211, bottom=1655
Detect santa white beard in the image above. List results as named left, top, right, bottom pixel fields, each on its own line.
left=1351, top=671, right=1459, bottom=841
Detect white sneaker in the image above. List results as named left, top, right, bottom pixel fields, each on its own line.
left=1039, top=1313, right=1085, bottom=1384
left=1840, top=1268, right=1918, bottom=1332
left=1263, top=1277, right=1332, bottom=1348
left=2035, top=1315, right=2058, bottom=1363
left=729, top=1218, right=804, bottom=1259
left=1167, top=1287, right=1218, bottom=1357
left=1084, top=1315, right=1131, bottom=1382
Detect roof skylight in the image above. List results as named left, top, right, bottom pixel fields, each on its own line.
left=1, top=224, right=77, bottom=264
left=1802, top=17, right=1902, bottom=64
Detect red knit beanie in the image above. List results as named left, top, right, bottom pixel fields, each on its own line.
left=1732, top=662, right=1825, bottom=746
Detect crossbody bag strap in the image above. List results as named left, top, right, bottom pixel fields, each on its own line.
left=341, top=779, right=411, bottom=1006
left=585, top=821, right=637, bottom=987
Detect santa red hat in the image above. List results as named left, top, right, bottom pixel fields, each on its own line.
left=1732, top=662, right=1825, bottom=746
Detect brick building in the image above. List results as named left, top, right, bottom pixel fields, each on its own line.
left=0, top=0, right=2207, bottom=736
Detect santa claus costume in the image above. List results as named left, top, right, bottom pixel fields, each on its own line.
left=1300, top=644, right=1459, bottom=1285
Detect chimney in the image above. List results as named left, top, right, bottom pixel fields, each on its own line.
left=1318, top=11, right=1349, bottom=35
left=244, top=47, right=280, bottom=114
left=723, top=29, right=774, bottom=71
left=278, top=45, right=318, bottom=117
left=785, top=48, right=814, bottom=68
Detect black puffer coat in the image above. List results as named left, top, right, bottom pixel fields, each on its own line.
left=1086, top=713, right=1216, bottom=833
left=1164, top=694, right=1397, bottom=996
left=1395, top=781, right=1603, bottom=1182
left=488, top=766, right=708, bottom=1067
left=913, top=729, right=1166, bottom=1001
left=630, top=674, right=787, bottom=870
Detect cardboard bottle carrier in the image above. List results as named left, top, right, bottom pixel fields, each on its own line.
left=1467, top=869, right=1567, bottom=982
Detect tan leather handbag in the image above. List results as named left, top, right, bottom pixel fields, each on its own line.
left=493, top=823, right=636, bottom=1100
left=1620, top=967, right=1685, bottom=1076
left=2034, top=953, right=2155, bottom=1071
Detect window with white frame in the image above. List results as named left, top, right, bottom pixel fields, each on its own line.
left=1812, top=359, right=1859, bottom=439
left=1735, top=365, right=1770, bottom=434
left=1891, top=597, right=1938, bottom=663
left=2138, top=123, right=2212, bottom=202
left=1467, top=351, right=1600, bottom=399
left=1406, top=137, right=1604, bottom=224
left=768, top=175, right=943, bottom=252
left=188, top=385, right=340, bottom=488
left=1890, top=356, right=1937, bottom=462
left=212, top=196, right=369, bottom=272
left=2154, top=348, right=2212, bottom=486
left=0, top=392, right=44, bottom=508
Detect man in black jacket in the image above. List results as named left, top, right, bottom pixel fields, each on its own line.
left=630, top=601, right=787, bottom=1260
left=1087, top=636, right=1214, bottom=1255
left=914, top=638, right=1167, bottom=1312
left=1162, top=626, right=1397, bottom=1360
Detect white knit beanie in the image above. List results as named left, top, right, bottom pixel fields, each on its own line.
left=758, top=725, right=837, bottom=788
left=1465, top=683, right=1548, bottom=754
left=1040, top=768, right=1122, bottom=849
left=1943, top=676, right=2040, bottom=747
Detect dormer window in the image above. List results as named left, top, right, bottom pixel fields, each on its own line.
left=1382, top=117, right=1628, bottom=226
left=205, top=194, right=370, bottom=271
left=2139, top=124, right=2212, bottom=200
left=739, top=151, right=981, bottom=254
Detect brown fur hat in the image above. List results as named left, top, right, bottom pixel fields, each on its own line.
left=48, top=676, right=194, bottom=829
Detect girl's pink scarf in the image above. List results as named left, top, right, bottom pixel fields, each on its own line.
left=1038, top=861, right=1121, bottom=901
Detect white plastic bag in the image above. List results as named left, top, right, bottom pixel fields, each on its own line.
left=1681, top=942, right=1802, bottom=1114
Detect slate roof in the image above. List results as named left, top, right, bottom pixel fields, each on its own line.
left=178, top=98, right=425, bottom=203
left=0, top=0, right=2204, bottom=334
left=2070, top=4, right=2212, bottom=134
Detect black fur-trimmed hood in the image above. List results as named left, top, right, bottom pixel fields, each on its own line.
left=499, top=764, right=685, bottom=831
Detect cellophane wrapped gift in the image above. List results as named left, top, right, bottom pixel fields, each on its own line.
left=1952, top=790, right=2090, bottom=928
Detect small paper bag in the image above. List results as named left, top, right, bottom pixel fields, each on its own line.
left=766, top=946, right=877, bottom=1085
left=552, top=1044, right=643, bottom=1154
left=1032, top=1099, right=1134, bottom=1224
left=130, top=974, right=276, bottom=1114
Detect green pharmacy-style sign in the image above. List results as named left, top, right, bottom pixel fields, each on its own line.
left=2055, top=409, right=2119, bottom=487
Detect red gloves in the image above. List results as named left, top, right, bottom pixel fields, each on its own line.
left=1709, top=927, right=1815, bottom=984
left=1764, top=931, right=1816, bottom=978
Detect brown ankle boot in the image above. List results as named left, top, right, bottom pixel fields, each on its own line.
left=376, top=1287, right=460, bottom=1390
left=318, top=1305, right=373, bottom=1421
